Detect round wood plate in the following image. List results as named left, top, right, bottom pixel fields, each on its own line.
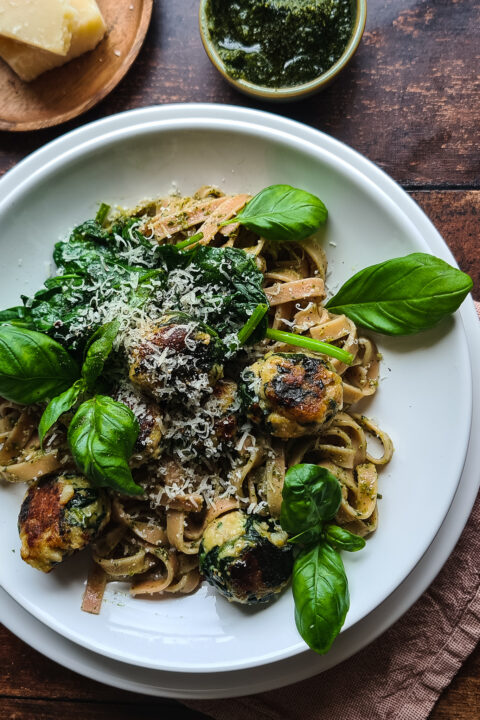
left=0, top=0, right=153, bottom=132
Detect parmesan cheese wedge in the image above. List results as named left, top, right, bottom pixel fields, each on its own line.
left=0, top=0, right=75, bottom=56
left=0, top=0, right=106, bottom=81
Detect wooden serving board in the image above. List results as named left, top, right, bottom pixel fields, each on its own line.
left=0, top=0, right=153, bottom=132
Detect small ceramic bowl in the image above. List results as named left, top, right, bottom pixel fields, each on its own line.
left=199, top=0, right=367, bottom=102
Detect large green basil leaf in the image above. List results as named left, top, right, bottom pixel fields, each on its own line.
left=326, top=253, right=473, bottom=335
left=280, top=464, right=342, bottom=544
left=293, top=542, right=350, bottom=654
left=0, top=326, right=79, bottom=404
left=324, top=524, right=366, bottom=552
left=68, top=395, right=142, bottom=495
left=81, top=320, right=120, bottom=389
left=223, top=184, right=327, bottom=243
left=38, top=379, right=86, bottom=446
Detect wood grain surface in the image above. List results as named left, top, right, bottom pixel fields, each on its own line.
left=0, top=1, right=479, bottom=719
left=0, top=0, right=478, bottom=184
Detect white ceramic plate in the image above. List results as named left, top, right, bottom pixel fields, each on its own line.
left=0, top=105, right=473, bottom=675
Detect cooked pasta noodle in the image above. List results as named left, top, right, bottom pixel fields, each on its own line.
left=0, top=401, right=67, bottom=482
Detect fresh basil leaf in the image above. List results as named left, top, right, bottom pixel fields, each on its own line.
left=38, top=379, right=86, bottom=446
left=280, top=464, right=342, bottom=543
left=0, top=326, right=79, bottom=404
left=68, top=395, right=142, bottom=495
left=223, top=184, right=327, bottom=243
left=82, top=321, right=120, bottom=389
left=326, top=253, right=473, bottom=335
left=293, top=542, right=350, bottom=654
left=324, top=524, right=366, bottom=552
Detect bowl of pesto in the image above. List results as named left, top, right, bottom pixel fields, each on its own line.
left=199, top=0, right=367, bottom=101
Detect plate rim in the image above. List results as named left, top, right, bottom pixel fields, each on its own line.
left=0, top=104, right=476, bottom=677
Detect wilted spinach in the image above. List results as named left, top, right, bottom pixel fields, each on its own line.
left=2, top=215, right=269, bottom=351
left=186, top=245, right=269, bottom=344
left=3, top=217, right=167, bottom=351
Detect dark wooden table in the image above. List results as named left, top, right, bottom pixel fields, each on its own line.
left=1, top=1, right=479, bottom=718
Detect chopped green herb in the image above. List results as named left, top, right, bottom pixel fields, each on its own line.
left=238, top=303, right=268, bottom=345
left=265, top=328, right=353, bottom=364
left=175, top=232, right=204, bottom=250
left=95, top=203, right=111, bottom=226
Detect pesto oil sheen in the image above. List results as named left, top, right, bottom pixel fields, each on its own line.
left=205, top=0, right=354, bottom=88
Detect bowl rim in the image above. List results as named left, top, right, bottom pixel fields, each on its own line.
left=198, top=0, right=367, bottom=99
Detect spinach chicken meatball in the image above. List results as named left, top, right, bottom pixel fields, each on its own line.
left=18, top=473, right=110, bottom=573
left=127, top=314, right=224, bottom=402
left=199, top=510, right=293, bottom=604
left=242, top=352, right=343, bottom=438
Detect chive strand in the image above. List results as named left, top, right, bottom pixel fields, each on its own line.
left=237, top=304, right=268, bottom=345
left=95, top=203, right=111, bottom=225
left=175, top=232, right=204, bottom=250
left=265, top=328, right=353, bottom=364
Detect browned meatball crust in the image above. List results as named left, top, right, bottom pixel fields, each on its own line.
left=18, top=474, right=110, bottom=573
left=244, top=352, right=343, bottom=438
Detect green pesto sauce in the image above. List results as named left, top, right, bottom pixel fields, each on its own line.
left=206, top=0, right=354, bottom=88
